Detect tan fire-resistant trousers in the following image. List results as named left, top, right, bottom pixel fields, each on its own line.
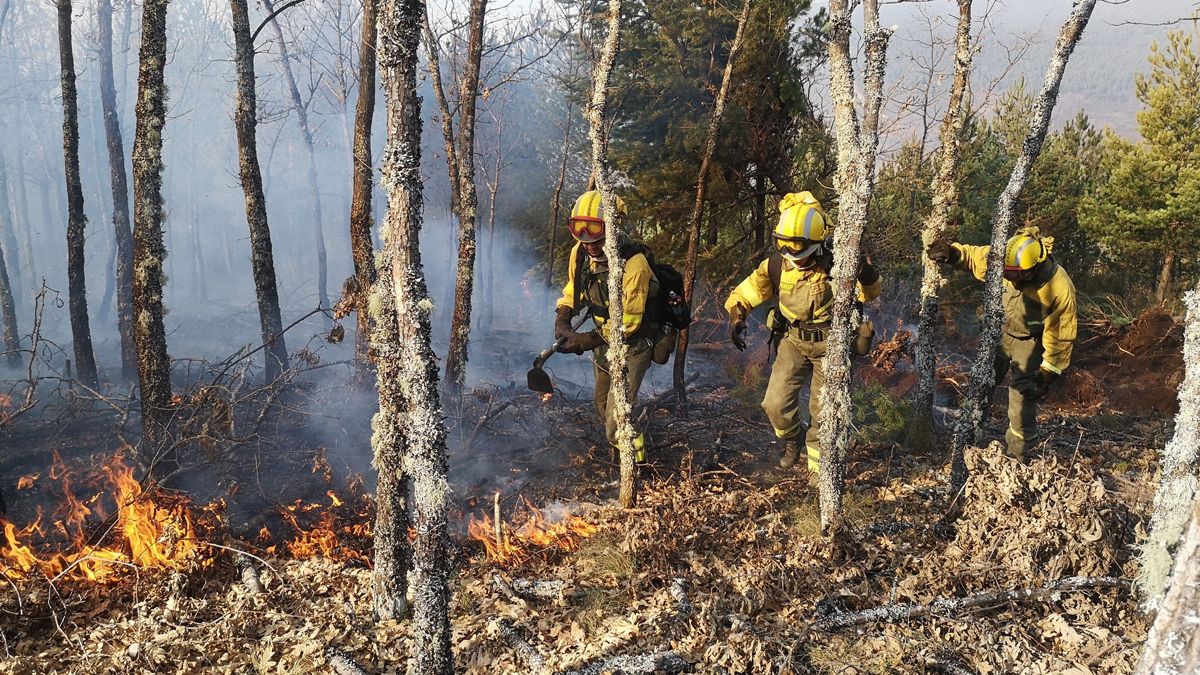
left=996, top=333, right=1041, bottom=461
left=761, top=332, right=827, bottom=472
left=593, top=336, right=655, bottom=448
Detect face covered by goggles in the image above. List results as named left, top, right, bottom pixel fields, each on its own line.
left=774, top=236, right=824, bottom=268
left=1002, top=265, right=1038, bottom=284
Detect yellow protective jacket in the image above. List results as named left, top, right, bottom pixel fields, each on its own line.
left=557, top=241, right=656, bottom=340
left=723, top=255, right=882, bottom=325
left=952, top=243, right=1078, bottom=374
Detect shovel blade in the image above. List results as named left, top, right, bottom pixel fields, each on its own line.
left=527, top=366, right=554, bottom=394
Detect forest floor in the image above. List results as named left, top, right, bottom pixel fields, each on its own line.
left=0, top=307, right=1184, bottom=674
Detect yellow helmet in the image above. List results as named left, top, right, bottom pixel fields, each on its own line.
left=1003, top=229, right=1050, bottom=272
left=774, top=191, right=828, bottom=261
left=568, top=190, right=626, bottom=243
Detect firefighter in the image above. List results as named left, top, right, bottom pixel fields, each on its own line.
left=554, top=190, right=659, bottom=461
left=724, top=191, right=881, bottom=475
left=925, top=227, right=1078, bottom=460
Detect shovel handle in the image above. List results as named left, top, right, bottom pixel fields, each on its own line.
left=534, top=337, right=566, bottom=369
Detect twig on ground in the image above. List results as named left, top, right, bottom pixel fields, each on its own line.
left=324, top=646, right=370, bottom=675
left=498, top=619, right=547, bottom=672
left=561, top=650, right=691, bottom=675
left=236, top=553, right=264, bottom=594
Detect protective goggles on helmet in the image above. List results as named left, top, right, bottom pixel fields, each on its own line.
left=1002, top=265, right=1038, bottom=284
left=568, top=216, right=605, bottom=243
left=774, top=236, right=823, bottom=262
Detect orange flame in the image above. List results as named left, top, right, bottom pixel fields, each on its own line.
left=468, top=497, right=597, bottom=563
left=540, top=393, right=553, bottom=403
left=17, top=473, right=38, bottom=490
left=275, top=490, right=372, bottom=565
left=1, top=452, right=202, bottom=582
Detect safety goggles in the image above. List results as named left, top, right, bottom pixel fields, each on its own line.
left=1002, top=265, right=1037, bottom=284
left=774, top=236, right=822, bottom=261
left=568, top=216, right=605, bottom=243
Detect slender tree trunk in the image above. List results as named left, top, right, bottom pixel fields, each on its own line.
left=483, top=124, right=501, bottom=333
left=131, top=0, right=173, bottom=445
left=421, top=10, right=461, bottom=217
left=818, top=0, right=892, bottom=534
left=1140, top=279, right=1200, bottom=607
left=948, top=0, right=1097, bottom=493
left=378, top=0, right=453, bottom=666
left=913, top=0, right=973, bottom=434
left=544, top=104, right=573, bottom=298
left=444, top=0, right=488, bottom=392
left=587, top=0, right=636, bottom=508
left=1156, top=249, right=1176, bottom=305
left=752, top=169, right=766, bottom=250
left=0, top=152, right=22, bottom=296
left=99, top=0, right=137, bottom=383
left=675, top=0, right=752, bottom=405
left=0, top=237, right=17, bottom=367
left=231, top=0, right=289, bottom=384
left=12, top=150, right=35, bottom=292
left=57, top=0, right=99, bottom=389
left=262, top=0, right=330, bottom=316
left=349, top=0, right=378, bottom=388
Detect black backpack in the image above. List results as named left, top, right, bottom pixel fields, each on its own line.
left=574, top=241, right=693, bottom=330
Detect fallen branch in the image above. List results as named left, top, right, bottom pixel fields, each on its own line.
left=561, top=651, right=691, bottom=675
left=815, top=576, right=1132, bottom=631
left=512, top=578, right=566, bottom=600
left=670, top=577, right=693, bottom=619
left=236, top=553, right=264, bottom=594
left=499, top=619, right=547, bottom=672
left=325, top=647, right=369, bottom=675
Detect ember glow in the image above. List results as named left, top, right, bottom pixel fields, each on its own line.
left=468, top=497, right=597, bottom=563
left=1, top=451, right=203, bottom=582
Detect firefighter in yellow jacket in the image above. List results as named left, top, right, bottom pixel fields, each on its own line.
left=725, top=192, right=882, bottom=473
left=926, top=227, right=1078, bottom=460
left=554, top=191, right=659, bottom=460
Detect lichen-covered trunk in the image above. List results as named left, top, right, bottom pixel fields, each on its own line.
left=1140, top=280, right=1200, bottom=608
left=818, top=0, right=890, bottom=534
left=544, top=106, right=573, bottom=297
left=675, top=0, right=753, bottom=405
left=230, top=0, right=289, bottom=384
left=0, top=238, right=18, bottom=367
left=131, top=0, right=173, bottom=446
left=57, top=0, right=99, bottom=390
left=587, top=0, right=636, bottom=508
left=0, top=152, right=22, bottom=297
left=948, top=0, right=1096, bottom=494
left=379, top=0, right=453, bottom=668
left=349, top=0, right=378, bottom=388
left=99, top=0, right=137, bottom=383
left=912, top=0, right=973, bottom=433
left=1137, top=501, right=1200, bottom=673
left=444, top=0, right=488, bottom=392
left=262, top=0, right=330, bottom=316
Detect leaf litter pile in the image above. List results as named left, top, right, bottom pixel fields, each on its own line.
left=2, top=421, right=1154, bottom=674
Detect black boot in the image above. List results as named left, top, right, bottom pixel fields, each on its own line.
left=777, top=439, right=800, bottom=469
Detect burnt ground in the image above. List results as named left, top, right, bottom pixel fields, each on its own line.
left=0, top=306, right=1182, bottom=674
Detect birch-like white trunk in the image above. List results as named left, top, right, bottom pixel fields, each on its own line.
left=586, top=0, right=636, bottom=508
left=674, top=0, right=753, bottom=405
left=818, top=0, right=892, bottom=534
left=948, top=0, right=1097, bottom=493
left=1137, top=499, right=1200, bottom=674
left=1140, top=280, right=1200, bottom=609
left=378, top=0, right=453, bottom=669
left=912, top=0, right=973, bottom=432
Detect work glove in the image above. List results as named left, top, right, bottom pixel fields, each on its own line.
left=562, top=329, right=604, bottom=354
left=554, top=306, right=577, bottom=342
left=729, top=311, right=747, bottom=352
left=926, top=240, right=961, bottom=265
left=858, top=254, right=880, bottom=285
left=1015, top=367, right=1057, bottom=401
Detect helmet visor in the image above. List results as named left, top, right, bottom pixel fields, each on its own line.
left=1003, top=265, right=1037, bottom=283
left=568, top=216, right=605, bottom=243
left=775, top=237, right=822, bottom=261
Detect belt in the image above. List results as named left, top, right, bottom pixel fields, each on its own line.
left=788, top=322, right=829, bottom=343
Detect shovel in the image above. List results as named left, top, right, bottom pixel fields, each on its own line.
left=527, top=312, right=589, bottom=394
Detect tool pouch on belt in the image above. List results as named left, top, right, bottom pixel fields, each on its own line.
left=765, top=306, right=787, bottom=364
left=652, top=325, right=676, bottom=365
left=851, top=304, right=875, bottom=357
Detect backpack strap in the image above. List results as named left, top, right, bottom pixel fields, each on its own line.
left=572, top=243, right=587, bottom=311
left=768, top=252, right=783, bottom=296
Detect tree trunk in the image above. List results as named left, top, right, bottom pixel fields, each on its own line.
left=1156, top=249, right=1175, bottom=305
left=587, top=0, right=636, bottom=508
left=378, top=0, right=453, bottom=668
left=421, top=10, right=461, bottom=218
left=349, top=0, right=378, bottom=389
left=674, top=0, right=752, bottom=405
left=444, top=0, right=488, bottom=392
left=0, top=236, right=17, bottom=367
left=1140, top=280, right=1200, bottom=608
left=947, top=0, right=1096, bottom=494
left=483, top=123, right=501, bottom=333
left=231, top=0, right=289, bottom=384
left=57, top=0, right=99, bottom=389
left=818, top=0, right=891, bottom=534
left=262, top=0, right=330, bottom=317
left=912, top=0, right=973, bottom=433
left=12, top=150, right=35, bottom=293
left=99, top=0, right=137, bottom=383
left=131, top=0, right=173, bottom=446
left=0, top=152, right=22, bottom=297
left=544, top=105, right=573, bottom=300
left=1138, top=499, right=1200, bottom=672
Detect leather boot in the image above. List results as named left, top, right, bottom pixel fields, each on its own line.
left=777, top=439, right=800, bottom=469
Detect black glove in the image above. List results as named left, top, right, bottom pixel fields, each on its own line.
left=1016, top=367, right=1057, bottom=401
left=729, top=318, right=747, bottom=352
left=554, top=306, right=577, bottom=342
left=926, top=240, right=960, bottom=265
left=858, top=254, right=880, bottom=285
left=562, top=329, right=604, bottom=354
